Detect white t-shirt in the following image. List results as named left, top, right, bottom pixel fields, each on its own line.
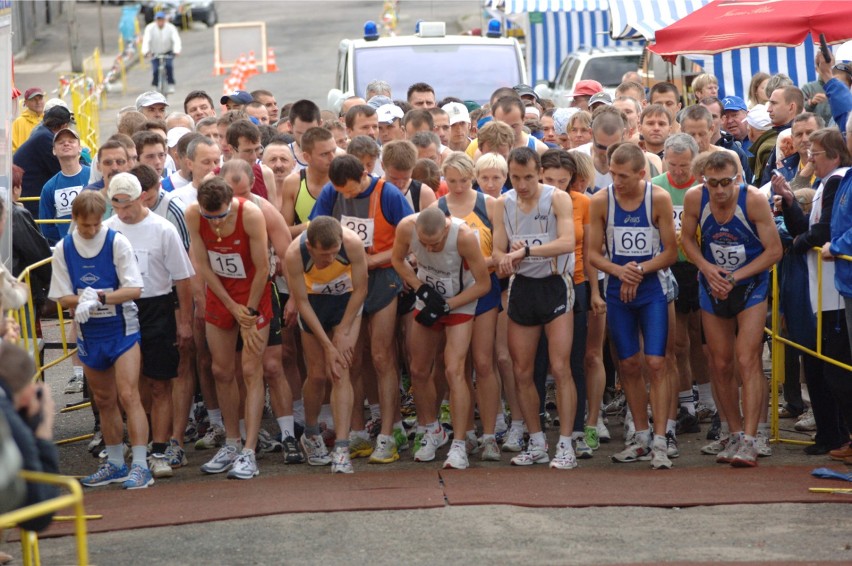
left=168, top=170, right=191, bottom=191
left=105, top=211, right=195, bottom=298
left=48, top=226, right=144, bottom=300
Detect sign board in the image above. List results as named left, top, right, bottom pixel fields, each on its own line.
left=213, top=22, right=268, bottom=76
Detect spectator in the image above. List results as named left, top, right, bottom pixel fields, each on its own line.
left=10, top=166, right=52, bottom=312
left=141, top=11, right=181, bottom=94
left=11, top=88, right=45, bottom=152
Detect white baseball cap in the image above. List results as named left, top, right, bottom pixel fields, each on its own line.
left=376, top=103, right=404, bottom=124
left=442, top=102, right=470, bottom=125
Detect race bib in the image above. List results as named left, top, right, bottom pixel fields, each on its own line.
left=134, top=249, right=149, bottom=277
left=54, top=186, right=82, bottom=218
left=511, top=233, right=550, bottom=262
left=710, top=243, right=746, bottom=272
left=613, top=227, right=652, bottom=257
left=208, top=251, right=247, bottom=279
left=341, top=215, right=374, bottom=248
left=672, top=205, right=684, bottom=232
left=311, top=272, right=353, bottom=295
left=418, top=265, right=454, bottom=299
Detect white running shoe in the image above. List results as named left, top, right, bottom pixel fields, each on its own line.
left=443, top=444, right=469, bottom=469
left=195, top=424, right=226, bottom=450
left=596, top=413, right=611, bottom=443
left=501, top=426, right=525, bottom=453
left=549, top=443, right=578, bottom=470
left=480, top=437, right=501, bottom=461
left=701, top=434, right=729, bottom=456
left=200, top=444, right=239, bottom=474
left=756, top=429, right=772, bottom=457
left=331, top=446, right=354, bottom=474
left=414, top=428, right=448, bottom=462
left=511, top=443, right=549, bottom=466
left=301, top=434, right=332, bottom=466
left=574, top=436, right=593, bottom=459
left=148, top=454, right=173, bottom=478
left=227, top=449, right=259, bottom=479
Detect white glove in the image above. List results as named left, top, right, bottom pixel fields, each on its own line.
left=79, top=287, right=99, bottom=304
left=74, top=300, right=99, bottom=324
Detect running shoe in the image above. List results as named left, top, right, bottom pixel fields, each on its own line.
left=584, top=425, right=600, bottom=451
left=695, top=402, right=715, bottom=423
left=666, top=431, right=680, bottom=458
left=574, top=436, right=593, bottom=459
left=443, top=443, right=469, bottom=470
left=410, top=431, right=424, bottom=457
left=730, top=437, right=758, bottom=468
left=165, top=439, right=187, bottom=468
left=701, top=434, right=729, bottom=456
left=349, top=433, right=373, bottom=458
left=549, top=443, right=578, bottom=470
left=64, top=373, right=84, bottom=394
left=501, top=427, right=525, bottom=453
left=439, top=402, right=453, bottom=437
left=123, top=464, right=154, bottom=489
left=365, top=417, right=382, bottom=439
left=756, top=429, right=772, bottom=457
left=675, top=407, right=700, bottom=434
left=393, top=426, right=410, bottom=452
left=604, top=391, right=625, bottom=415
left=148, top=454, right=173, bottom=479
left=301, top=434, right=332, bottom=466
left=200, top=444, right=239, bottom=474
left=596, top=414, right=611, bottom=443
left=400, top=392, right=417, bottom=418
left=650, top=443, right=673, bottom=470
left=257, top=429, right=283, bottom=454
left=414, top=428, right=448, bottom=462
left=81, top=462, right=129, bottom=487
left=87, top=425, right=104, bottom=456
left=331, top=446, right=354, bottom=474
left=228, top=449, right=260, bottom=479
left=494, top=416, right=509, bottom=443
left=480, top=437, right=501, bottom=461
left=544, top=382, right=557, bottom=412
left=319, top=422, right=336, bottom=449
left=183, top=419, right=199, bottom=444
left=611, top=441, right=652, bottom=463
left=706, top=411, right=721, bottom=440
left=794, top=409, right=816, bottom=431
left=369, top=434, right=400, bottom=464
left=465, top=432, right=482, bottom=455
left=511, top=443, right=549, bottom=466
left=716, top=434, right=741, bottom=464
left=282, top=435, right=306, bottom=464
left=195, top=425, right=226, bottom=450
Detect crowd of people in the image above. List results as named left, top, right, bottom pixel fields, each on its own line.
left=7, top=45, right=852, bottom=489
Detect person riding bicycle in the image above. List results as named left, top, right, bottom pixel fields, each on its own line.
left=142, top=11, right=182, bottom=95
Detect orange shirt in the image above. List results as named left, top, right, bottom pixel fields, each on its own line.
left=570, top=191, right=591, bottom=285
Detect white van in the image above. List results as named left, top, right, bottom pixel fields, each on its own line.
left=328, top=22, right=527, bottom=109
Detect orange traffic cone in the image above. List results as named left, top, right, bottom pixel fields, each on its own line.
left=267, top=48, right=278, bottom=72
left=246, top=51, right=259, bottom=77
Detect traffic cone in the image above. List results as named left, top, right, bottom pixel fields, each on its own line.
left=235, top=53, right=249, bottom=89
left=267, top=48, right=278, bottom=72
left=246, top=51, right=259, bottom=77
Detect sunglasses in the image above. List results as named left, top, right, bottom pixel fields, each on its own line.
left=703, top=175, right=738, bottom=188
left=200, top=205, right=231, bottom=220
left=834, top=62, right=852, bottom=75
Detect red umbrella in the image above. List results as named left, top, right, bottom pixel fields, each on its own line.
left=649, top=0, right=852, bottom=58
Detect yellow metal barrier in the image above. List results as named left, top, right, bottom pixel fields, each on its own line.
left=765, top=250, right=852, bottom=445
left=0, top=471, right=89, bottom=566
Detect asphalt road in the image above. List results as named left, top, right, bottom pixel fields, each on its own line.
left=9, top=2, right=852, bottom=564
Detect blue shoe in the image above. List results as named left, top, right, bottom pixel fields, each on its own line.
left=81, top=461, right=129, bottom=487
left=123, top=463, right=154, bottom=489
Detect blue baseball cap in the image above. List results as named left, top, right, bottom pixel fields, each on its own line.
left=721, top=96, right=747, bottom=112
left=155, top=11, right=167, bottom=19
left=220, top=90, right=253, bottom=106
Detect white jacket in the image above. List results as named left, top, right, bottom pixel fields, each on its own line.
left=142, top=21, right=182, bottom=56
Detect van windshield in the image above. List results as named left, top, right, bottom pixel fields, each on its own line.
left=353, top=43, right=522, bottom=104
left=582, top=56, right=641, bottom=88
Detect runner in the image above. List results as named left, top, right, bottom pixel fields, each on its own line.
left=285, top=216, right=368, bottom=473
left=392, top=206, right=489, bottom=469
left=680, top=151, right=782, bottom=467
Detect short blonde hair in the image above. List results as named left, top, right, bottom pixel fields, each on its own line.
left=474, top=152, right=508, bottom=176
left=568, top=150, right=595, bottom=191
left=692, top=73, right=719, bottom=94
left=441, top=151, right=475, bottom=179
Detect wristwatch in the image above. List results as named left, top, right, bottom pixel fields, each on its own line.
left=724, top=273, right=737, bottom=285
left=636, top=264, right=644, bottom=274
left=524, top=245, right=531, bottom=258
left=97, top=291, right=107, bottom=305
left=246, top=307, right=260, bottom=317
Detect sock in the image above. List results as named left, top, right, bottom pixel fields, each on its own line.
left=510, top=419, right=524, bottom=432
left=277, top=415, right=294, bottom=439
left=571, top=430, right=583, bottom=440
left=131, top=445, right=148, bottom=468
left=757, top=422, right=769, bottom=436
left=721, top=422, right=730, bottom=435
left=73, top=365, right=84, bottom=378
left=351, top=429, right=369, bottom=440
left=152, top=442, right=168, bottom=456
left=319, top=404, right=334, bottom=428
left=304, top=424, right=320, bottom=438
left=208, top=408, right=223, bottom=428
left=369, top=404, right=381, bottom=421
left=428, top=420, right=441, bottom=434
left=495, top=412, right=507, bottom=429
left=743, top=434, right=756, bottom=444
left=546, top=374, right=555, bottom=385
left=239, top=419, right=246, bottom=440
left=666, top=419, right=677, bottom=436
left=696, top=382, right=716, bottom=410
left=482, top=433, right=495, bottom=441
left=679, top=390, right=696, bottom=415
left=225, top=437, right=241, bottom=448
left=465, top=429, right=476, bottom=440
left=559, top=434, right=574, bottom=448
left=451, top=439, right=466, bottom=451
left=106, top=444, right=125, bottom=467
left=634, top=429, right=651, bottom=446
left=292, top=400, right=305, bottom=425
left=529, top=431, right=546, bottom=446
left=334, top=439, right=350, bottom=450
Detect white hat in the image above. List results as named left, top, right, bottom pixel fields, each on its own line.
left=524, top=106, right=541, bottom=119
left=442, top=102, right=470, bottom=125
left=166, top=127, right=192, bottom=148
left=43, top=98, right=69, bottom=113
left=744, top=104, right=771, bottom=130
left=552, top=107, right=579, bottom=135
left=107, top=172, right=142, bottom=201
left=376, top=103, right=404, bottom=124
left=135, top=91, right=169, bottom=109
